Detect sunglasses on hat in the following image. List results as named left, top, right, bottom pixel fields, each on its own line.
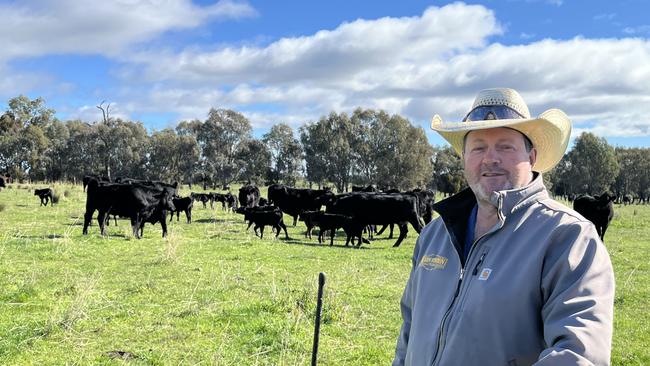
left=462, top=105, right=526, bottom=122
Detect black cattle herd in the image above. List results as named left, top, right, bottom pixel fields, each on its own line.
left=0, top=173, right=642, bottom=244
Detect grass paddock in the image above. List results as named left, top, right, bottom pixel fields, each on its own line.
left=0, top=183, right=648, bottom=365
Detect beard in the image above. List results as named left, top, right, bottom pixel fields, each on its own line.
left=464, top=167, right=519, bottom=207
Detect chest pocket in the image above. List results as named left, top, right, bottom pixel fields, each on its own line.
left=457, top=246, right=492, bottom=312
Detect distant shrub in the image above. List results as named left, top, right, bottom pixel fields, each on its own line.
left=64, top=190, right=71, bottom=198
left=52, top=193, right=60, bottom=204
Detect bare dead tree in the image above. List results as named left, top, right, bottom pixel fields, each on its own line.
left=96, top=101, right=113, bottom=180
left=96, top=101, right=111, bottom=124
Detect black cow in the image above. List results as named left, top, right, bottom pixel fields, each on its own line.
left=225, top=192, right=239, bottom=212
left=169, top=196, right=193, bottom=223
left=573, top=193, right=616, bottom=241
left=236, top=206, right=289, bottom=239
left=211, top=192, right=228, bottom=210
left=239, top=185, right=261, bottom=208
left=325, top=193, right=423, bottom=247
left=407, top=188, right=436, bottom=224
left=0, top=176, right=5, bottom=188
left=115, top=178, right=179, bottom=195
left=376, top=188, right=436, bottom=238
left=34, top=188, right=54, bottom=206
left=83, top=179, right=175, bottom=239
left=82, top=174, right=110, bottom=192
left=622, top=194, right=633, bottom=205
left=190, top=192, right=212, bottom=208
left=267, top=184, right=334, bottom=226
left=236, top=205, right=278, bottom=229
left=351, top=184, right=379, bottom=192
left=298, top=210, right=366, bottom=246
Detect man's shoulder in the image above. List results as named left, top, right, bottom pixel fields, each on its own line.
left=421, top=216, right=446, bottom=234
left=534, top=197, right=591, bottom=224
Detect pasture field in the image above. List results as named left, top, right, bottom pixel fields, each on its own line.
left=0, top=183, right=648, bottom=365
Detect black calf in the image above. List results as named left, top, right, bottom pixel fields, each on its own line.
left=236, top=206, right=289, bottom=239
left=34, top=188, right=53, bottom=206
left=169, top=196, right=193, bottom=223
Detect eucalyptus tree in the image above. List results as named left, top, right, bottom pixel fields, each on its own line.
left=300, top=112, right=357, bottom=192
left=299, top=123, right=328, bottom=188
left=0, top=112, right=20, bottom=176
left=564, top=132, right=619, bottom=195
left=237, top=139, right=272, bottom=185
left=432, top=145, right=465, bottom=196
left=147, top=129, right=199, bottom=183
left=59, top=120, right=101, bottom=182
left=0, top=95, right=55, bottom=180
left=263, top=123, right=303, bottom=185
left=350, top=108, right=380, bottom=185
left=197, top=108, right=252, bottom=187
left=7, top=95, right=55, bottom=128
left=367, top=112, right=434, bottom=190
left=17, top=124, right=49, bottom=181
left=547, top=156, right=571, bottom=198
left=613, top=147, right=650, bottom=200
left=95, top=119, right=149, bottom=179
left=41, top=120, right=70, bottom=181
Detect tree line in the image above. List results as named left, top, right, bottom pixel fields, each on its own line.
left=433, top=131, right=650, bottom=201
left=1, top=95, right=648, bottom=199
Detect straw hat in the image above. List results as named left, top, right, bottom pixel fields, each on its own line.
left=430, top=88, right=571, bottom=173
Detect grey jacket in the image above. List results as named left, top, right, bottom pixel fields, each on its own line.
left=393, top=175, right=614, bottom=366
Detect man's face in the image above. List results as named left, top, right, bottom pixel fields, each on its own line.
left=463, top=128, right=537, bottom=205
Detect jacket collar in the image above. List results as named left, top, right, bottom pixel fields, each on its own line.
left=489, top=172, right=548, bottom=218
left=432, top=173, right=548, bottom=263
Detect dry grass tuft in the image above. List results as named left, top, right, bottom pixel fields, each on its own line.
left=160, top=231, right=181, bottom=264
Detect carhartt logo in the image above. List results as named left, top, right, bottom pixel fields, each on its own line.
left=478, top=268, right=492, bottom=280
left=419, top=255, right=448, bottom=270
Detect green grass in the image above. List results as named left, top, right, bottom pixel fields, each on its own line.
left=0, top=183, right=648, bottom=365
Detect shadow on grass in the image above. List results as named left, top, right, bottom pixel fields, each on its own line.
left=14, top=234, right=67, bottom=240
left=282, top=237, right=382, bottom=250
left=79, top=232, right=128, bottom=239
left=194, top=218, right=226, bottom=223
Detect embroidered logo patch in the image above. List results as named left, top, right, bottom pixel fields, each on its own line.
left=478, top=268, right=492, bottom=281
left=419, top=255, right=448, bottom=270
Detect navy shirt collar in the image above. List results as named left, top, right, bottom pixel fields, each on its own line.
left=464, top=204, right=478, bottom=262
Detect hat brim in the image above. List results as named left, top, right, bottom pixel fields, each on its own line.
left=431, top=108, right=571, bottom=173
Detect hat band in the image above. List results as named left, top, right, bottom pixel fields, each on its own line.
left=463, top=105, right=526, bottom=122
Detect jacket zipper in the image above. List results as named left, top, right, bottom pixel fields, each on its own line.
left=431, top=266, right=464, bottom=365
left=472, top=251, right=488, bottom=276
left=431, top=214, right=503, bottom=365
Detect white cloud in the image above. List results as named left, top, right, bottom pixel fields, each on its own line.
left=3, top=1, right=650, bottom=143
left=112, top=5, right=650, bottom=138
left=126, top=3, right=502, bottom=85
left=593, top=13, right=616, bottom=21
left=0, top=0, right=257, bottom=59
left=622, top=25, right=650, bottom=35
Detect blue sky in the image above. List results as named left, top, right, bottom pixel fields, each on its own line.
left=2, top=0, right=650, bottom=148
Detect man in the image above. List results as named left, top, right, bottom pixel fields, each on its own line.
left=393, top=88, right=614, bottom=366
